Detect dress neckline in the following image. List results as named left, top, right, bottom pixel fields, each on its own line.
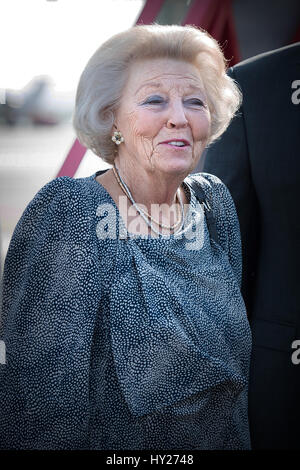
left=90, top=169, right=196, bottom=241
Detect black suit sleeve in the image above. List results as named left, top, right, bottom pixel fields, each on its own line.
left=202, top=67, right=260, bottom=316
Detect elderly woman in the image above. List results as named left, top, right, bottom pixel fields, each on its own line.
left=0, top=24, right=251, bottom=450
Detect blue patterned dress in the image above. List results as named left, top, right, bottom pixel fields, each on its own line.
left=0, top=171, right=252, bottom=450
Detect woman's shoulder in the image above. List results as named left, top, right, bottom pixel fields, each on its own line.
left=188, top=171, right=240, bottom=240
left=26, top=175, right=80, bottom=213
left=9, top=174, right=103, bottom=252
left=187, top=171, right=233, bottom=207
left=31, top=174, right=90, bottom=203
left=25, top=173, right=104, bottom=216
left=189, top=171, right=227, bottom=190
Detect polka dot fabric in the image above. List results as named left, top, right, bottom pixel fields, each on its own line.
left=0, top=171, right=252, bottom=449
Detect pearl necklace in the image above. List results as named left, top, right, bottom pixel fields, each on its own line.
left=112, top=164, right=185, bottom=236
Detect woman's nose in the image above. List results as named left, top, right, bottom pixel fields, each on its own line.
left=166, top=101, right=188, bottom=128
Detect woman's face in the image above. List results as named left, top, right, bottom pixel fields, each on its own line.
left=113, top=58, right=211, bottom=178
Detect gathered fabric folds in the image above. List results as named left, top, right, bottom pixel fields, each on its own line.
left=109, top=235, right=250, bottom=421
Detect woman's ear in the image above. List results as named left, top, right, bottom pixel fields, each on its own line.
left=110, top=123, right=117, bottom=138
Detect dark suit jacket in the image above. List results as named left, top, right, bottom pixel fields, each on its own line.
left=202, top=42, right=300, bottom=449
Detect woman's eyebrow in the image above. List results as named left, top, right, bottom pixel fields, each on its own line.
left=186, top=85, right=205, bottom=93
left=135, top=82, right=204, bottom=95
left=135, top=82, right=161, bottom=95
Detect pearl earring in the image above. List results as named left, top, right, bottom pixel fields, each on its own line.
left=111, top=131, right=124, bottom=145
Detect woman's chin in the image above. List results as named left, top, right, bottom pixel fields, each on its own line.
left=158, top=157, right=193, bottom=175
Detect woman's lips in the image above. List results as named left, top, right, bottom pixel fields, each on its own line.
left=160, top=143, right=190, bottom=150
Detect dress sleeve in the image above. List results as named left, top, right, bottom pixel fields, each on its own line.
left=196, top=172, right=243, bottom=290
left=0, top=177, right=101, bottom=449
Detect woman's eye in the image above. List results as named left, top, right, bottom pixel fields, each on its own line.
left=145, top=97, right=164, bottom=104
left=187, top=99, right=205, bottom=106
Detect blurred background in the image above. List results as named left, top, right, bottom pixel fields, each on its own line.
left=1, top=0, right=299, bottom=274
left=0, top=0, right=145, bottom=274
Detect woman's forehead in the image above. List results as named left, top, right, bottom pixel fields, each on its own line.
left=126, top=59, right=205, bottom=95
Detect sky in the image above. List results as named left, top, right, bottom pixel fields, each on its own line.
left=0, top=0, right=145, bottom=92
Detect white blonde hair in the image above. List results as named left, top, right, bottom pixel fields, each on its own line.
left=73, top=23, right=242, bottom=164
